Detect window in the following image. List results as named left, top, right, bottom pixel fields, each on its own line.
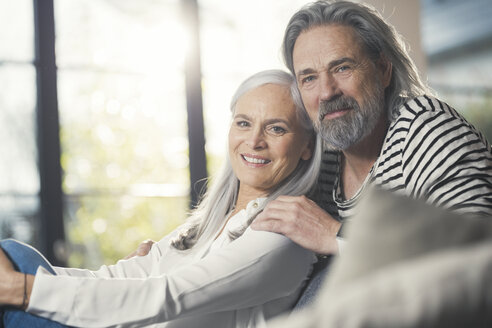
left=421, top=0, right=492, bottom=143
left=55, top=0, right=190, bottom=267
left=0, top=0, right=38, bottom=246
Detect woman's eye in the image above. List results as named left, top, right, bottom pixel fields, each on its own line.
left=236, top=121, right=249, bottom=128
left=269, top=126, right=287, bottom=135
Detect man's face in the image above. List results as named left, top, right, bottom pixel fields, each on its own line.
left=292, top=24, right=390, bottom=150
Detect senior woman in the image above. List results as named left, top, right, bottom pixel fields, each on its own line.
left=0, top=69, right=322, bottom=328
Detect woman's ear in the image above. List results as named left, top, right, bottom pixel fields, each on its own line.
left=301, top=137, right=314, bottom=161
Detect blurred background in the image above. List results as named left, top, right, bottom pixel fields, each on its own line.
left=1, top=0, right=491, bottom=269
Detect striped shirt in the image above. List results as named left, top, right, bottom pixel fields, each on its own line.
left=313, top=95, right=492, bottom=231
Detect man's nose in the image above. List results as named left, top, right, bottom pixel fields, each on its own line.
left=318, top=72, right=340, bottom=102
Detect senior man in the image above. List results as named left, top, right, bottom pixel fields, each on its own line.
left=251, top=0, right=492, bottom=255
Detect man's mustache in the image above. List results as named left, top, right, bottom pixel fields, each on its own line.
left=318, top=96, right=360, bottom=121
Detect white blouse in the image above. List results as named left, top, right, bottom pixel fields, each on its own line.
left=27, top=198, right=316, bottom=328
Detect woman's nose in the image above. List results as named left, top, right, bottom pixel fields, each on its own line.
left=245, top=129, right=267, bottom=149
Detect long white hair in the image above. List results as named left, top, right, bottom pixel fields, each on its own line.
left=171, top=69, right=322, bottom=250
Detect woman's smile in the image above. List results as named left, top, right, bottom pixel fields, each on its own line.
left=241, top=153, right=271, bottom=166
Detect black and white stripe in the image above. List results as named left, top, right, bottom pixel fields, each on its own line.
left=314, top=95, right=492, bottom=226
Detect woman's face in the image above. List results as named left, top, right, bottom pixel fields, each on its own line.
left=228, top=83, right=313, bottom=196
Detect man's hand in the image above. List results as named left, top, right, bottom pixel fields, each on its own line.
left=124, top=239, right=155, bottom=260
left=251, top=195, right=341, bottom=255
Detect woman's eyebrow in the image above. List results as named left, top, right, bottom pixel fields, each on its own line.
left=233, top=113, right=250, bottom=120
left=264, top=118, right=290, bottom=126
left=233, top=114, right=291, bottom=126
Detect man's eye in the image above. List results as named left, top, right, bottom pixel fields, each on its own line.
left=336, top=65, right=350, bottom=73
left=301, top=75, right=316, bottom=84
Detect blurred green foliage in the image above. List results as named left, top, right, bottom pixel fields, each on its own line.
left=58, top=74, right=195, bottom=268
left=64, top=195, right=189, bottom=269
left=460, top=97, right=492, bottom=145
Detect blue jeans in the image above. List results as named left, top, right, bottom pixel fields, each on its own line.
left=0, top=239, right=70, bottom=328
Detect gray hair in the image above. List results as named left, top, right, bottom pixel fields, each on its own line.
left=171, top=69, right=322, bottom=250
left=282, top=0, right=431, bottom=119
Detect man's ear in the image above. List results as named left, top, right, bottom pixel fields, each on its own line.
left=378, top=54, right=392, bottom=88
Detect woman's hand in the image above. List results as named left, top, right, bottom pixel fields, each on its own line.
left=123, top=239, right=155, bottom=260
left=0, top=247, right=25, bottom=307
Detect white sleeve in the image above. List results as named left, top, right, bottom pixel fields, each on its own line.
left=52, top=233, right=175, bottom=279
left=27, top=228, right=316, bottom=328
left=51, top=230, right=181, bottom=279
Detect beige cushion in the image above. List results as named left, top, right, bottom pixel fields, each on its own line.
left=327, top=187, right=492, bottom=288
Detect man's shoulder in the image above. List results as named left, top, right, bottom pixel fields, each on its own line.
left=388, top=95, right=478, bottom=137
left=395, top=95, right=457, bottom=122
left=383, top=94, right=491, bottom=161
left=385, top=94, right=491, bottom=157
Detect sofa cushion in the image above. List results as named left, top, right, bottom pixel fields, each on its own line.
left=326, top=187, right=492, bottom=288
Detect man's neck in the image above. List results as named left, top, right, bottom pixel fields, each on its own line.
left=341, top=115, right=389, bottom=199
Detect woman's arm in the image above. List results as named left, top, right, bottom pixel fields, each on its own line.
left=52, top=242, right=160, bottom=278
left=0, top=229, right=176, bottom=317
left=27, top=229, right=316, bottom=327
left=0, top=248, right=34, bottom=309
left=53, top=229, right=178, bottom=278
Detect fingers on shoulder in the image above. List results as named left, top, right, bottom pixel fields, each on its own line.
left=261, top=203, right=298, bottom=223
left=275, top=194, right=310, bottom=203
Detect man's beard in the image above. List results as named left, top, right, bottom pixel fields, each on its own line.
left=314, top=86, right=385, bottom=150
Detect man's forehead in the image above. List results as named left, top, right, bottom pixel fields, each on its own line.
left=292, top=25, right=364, bottom=72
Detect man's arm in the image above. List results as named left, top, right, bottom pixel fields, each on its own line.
left=251, top=195, right=341, bottom=254
left=400, top=96, right=492, bottom=216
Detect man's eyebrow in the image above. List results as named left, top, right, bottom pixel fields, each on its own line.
left=328, top=57, right=357, bottom=69
left=296, top=68, right=316, bottom=77
left=296, top=57, right=357, bottom=77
